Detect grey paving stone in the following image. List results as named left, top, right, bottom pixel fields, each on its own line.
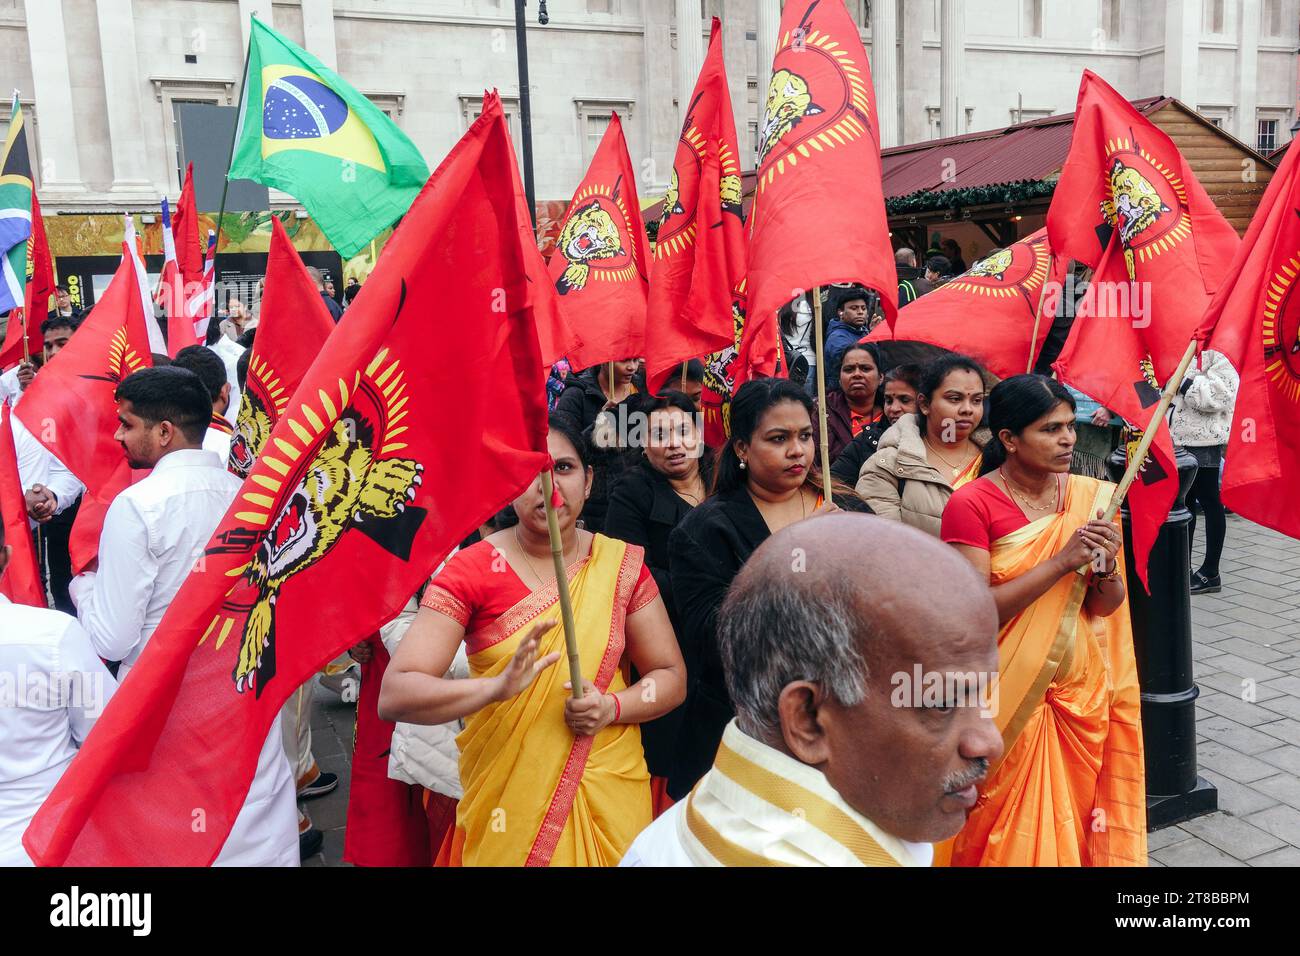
left=1214, top=605, right=1296, bottom=631
left=1257, top=746, right=1300, bottom=775
left=1201, top=653, right=1288, bottom=683
left=1198, top=769, right=1278, bottom=816
left=1259, top=719, right=1300, bottom=747
left=1178, top=812, right=1285, bottom=858
left=1200, top=671, right=1282, bottom=700
left=1259, top=696, right=1300, bottom=721
left=1196, top=694, right=1289, bottom=728
left=1146, top=825, right=1191, bottom=851
left=1262, top=674, right=1300, bottom=697
left=1249, top=845, right=1300, bottom=865
left=1211, top=634, right=1291, bottom=662
left=1195, top=740, right=1289, bottom=783
left=1198, top=714, right=1290, bottom=754
left=1151, top=837, right=1247, bottom=867
left=1242, top=804, right=1300, bottom=846
left=1252, top=773, right=1300, bottom=811
left=1191, top=608, right=1236, bottom=629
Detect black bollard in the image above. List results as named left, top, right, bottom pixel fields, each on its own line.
left=1108, top=446, right=1218, bottom=829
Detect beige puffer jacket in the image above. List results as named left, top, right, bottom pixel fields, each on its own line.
left=855, top=414, right=988, bottom=537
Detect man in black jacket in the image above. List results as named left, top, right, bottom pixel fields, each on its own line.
left=895, top=248, right=935, bottom=306
left=305, top=267, right=343, bottom=323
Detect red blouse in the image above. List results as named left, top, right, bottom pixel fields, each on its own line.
left=940, top=474, right=1065, bottom=551
left=420, top=537, right=657, bottom=634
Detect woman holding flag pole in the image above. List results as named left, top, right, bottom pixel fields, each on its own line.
left=379, top=417, right=685, bottom=866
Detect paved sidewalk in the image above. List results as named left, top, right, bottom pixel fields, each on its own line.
left=305, top=512, right=1300, bottom=867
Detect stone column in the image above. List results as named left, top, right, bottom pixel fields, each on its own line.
left=96, top=0, right=155, bottom=199
left=871, top=0, right=900, bottom=148
left=239, top=0, right=275, bottom=54
left=1163, top=0, right=1200, bottom=107
left=24, top=0, right=84, bottom=197
left=1235, top=0, right=1260, bottom=146
left=642, top=2, right=677, bottom=192
left=301, top=0, right=338, bottom=71
left=722, top=0, right=749, bottom=149
left=675, top=0, right=704, bottom=128
left=900, top=0, right=928, bottom=144
left=756, top=0, right=780, bottom=118
left=940, top=0, right=965, bottom=137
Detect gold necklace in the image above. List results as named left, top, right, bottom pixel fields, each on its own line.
left=924, top=438, right=975, bottom=474
left=999, top=468, right=1059, bottom=512
left=512, top=525, right=576, bottom=587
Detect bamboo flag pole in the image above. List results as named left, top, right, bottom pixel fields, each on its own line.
left=1098, top=337, right=1199, bottom=525
left=540, top=469, right=583, bottom=699
left=811, top=287, right=833, bottom=504
left=607, top=360, right=616, bottom=402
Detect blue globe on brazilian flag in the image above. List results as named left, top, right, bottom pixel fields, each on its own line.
left=229, top=18, right=429, bottom=258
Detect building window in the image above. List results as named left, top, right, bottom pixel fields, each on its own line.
left=1010, top=107, right=1053, bottom=125
left=1204, top=0, right=1225, bottom=34
left=1259, top=119, right=1279, bottom=152
left=1264, top=0, right=1284, bottom=36
left=926, top=107, right=941, bottom=140
left=1023, top=0, right=1043, bottom=37
left=363, top=92, right=407, bottom=126
left=574, top=99, right=634, bottom=166
left=1103, top=0, right=1122, bottom=40
left=1199, top=105, right=1232, bottom=129
left=588, top=0, right=614, bottom=12
left=150, top=77, right=236, bottom=194
left=460, top=94, right=523, bottom=166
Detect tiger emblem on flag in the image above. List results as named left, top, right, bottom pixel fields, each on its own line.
left=758, top=69, right=823, bottom=165
left=967, top=248, right=1015, bottom=282
left=658, top=168, right=686, bottom=233
left=555, top=200, right=625, bottom=294
left=228, top=390, right=273, bottom=479
left=1101, top=160, right=1171, bottom=248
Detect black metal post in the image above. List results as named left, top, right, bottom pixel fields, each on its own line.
left=1108, top=446, right=1218, bottom=829
left=515, top=0, right=537, bottom=229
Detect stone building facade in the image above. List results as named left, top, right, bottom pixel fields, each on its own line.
left=0, top=0, right=1295, bottom=212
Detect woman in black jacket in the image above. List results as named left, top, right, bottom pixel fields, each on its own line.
left=554, top=359, right=642, bottom=534
left=605, top=391, right=712, bottom=811
left=830, top=362, right=923, bottom=484
left=665, top=378, right=869, bottom=798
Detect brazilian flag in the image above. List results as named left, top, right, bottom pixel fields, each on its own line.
left=0, top=95, right=33, bottom=314
left=228, top=18, right=429, bottom=258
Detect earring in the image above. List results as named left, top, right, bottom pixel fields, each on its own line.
left=739, top=458, right=747, bottom=470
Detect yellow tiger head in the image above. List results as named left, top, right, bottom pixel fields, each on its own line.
left=234, top=411, right=423, bottom=693
left=556, top=200, right=624, bottom=294
left=659, top=169, right=685, bottom=231
left=720, top=173, right=743, bottom=216
left=759, top=69, right=823, bottom=165
left=968, top=248, right=1014, bottom=281
left=1101, top=160, right=1171, bottom=246
left=229, top=389, right=273, bottom=479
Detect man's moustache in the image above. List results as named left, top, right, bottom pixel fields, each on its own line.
left=942, top=758, right=990, bottom=793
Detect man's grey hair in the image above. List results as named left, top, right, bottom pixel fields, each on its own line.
left=718, top=573, right=869, bottom=743
left=304, top=266, right=325, bottom=290
left=895, top=247, right=917, bottom=267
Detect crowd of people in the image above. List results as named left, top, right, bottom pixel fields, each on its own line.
left=0, top=233, right=1241, bottom=867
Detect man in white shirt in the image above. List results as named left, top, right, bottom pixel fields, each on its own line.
left=170, top=344, right=234, bottom=464
left=12, top=414, right=83, bottom=527
left=0, top=519, right=118, bottom=866
left=72, top=365, right=298, bottom=867
left=622, top=515, right=1004, bottom=867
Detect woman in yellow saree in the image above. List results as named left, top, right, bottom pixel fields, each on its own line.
left=939, top=375, right=1146, bottom=866
left=379, top=416, right=687, bottom=866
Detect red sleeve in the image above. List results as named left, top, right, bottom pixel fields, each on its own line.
left=629, top=561, right=659, bottom=614
left=941, top=483, right=992, bottom=551
left=419, top=543, right=489, bottom=627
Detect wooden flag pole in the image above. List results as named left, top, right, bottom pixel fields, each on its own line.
left=1026, top=253, right=1056, bottom=374
left=811, top=287, right=833, bottom=504
left=540, top=469, right=583, bottom=699
left=1098, top=337, right=1199, bottom=525
left=607, top=360, right=617, bottom=402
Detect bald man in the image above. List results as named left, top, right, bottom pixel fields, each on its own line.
left=622, top=514, right=1003, bottom=866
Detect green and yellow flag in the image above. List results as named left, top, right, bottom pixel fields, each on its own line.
left=228, top=17, right=429, bottom=258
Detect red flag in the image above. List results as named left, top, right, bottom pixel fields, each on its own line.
left=0, top=193, right=53, bottom=369
left=0, top=401, right=43, bottom=606
left=172, top=163, right=203, bottom=285
left=159, top=197, right=194, bottom=358
left=1047, top=69, right=1239, bottom=383
left=739, top=0, right=898, bottom=384
left=643, top=18, right=746, bottom=395
left=23, top=93, right=552, bottom=866
left=1193, top=141, right=1300, bottom=536
left=1053, top=237, right=1177, bottom=590
left=15, top=253, right=153, bottom=574
left=547, top=112, right=650, bottom=370
left=228, top=216, right=335, bottom=477
left=866, top=229, right=1067, bottom=379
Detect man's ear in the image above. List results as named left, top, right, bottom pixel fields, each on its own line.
left=219, top=382, right=232, bottom=413
left=778, top=681, right=832, bottom=766
left=157, top=420, right=176, bottom=449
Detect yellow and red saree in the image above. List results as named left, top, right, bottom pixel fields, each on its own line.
left=946, top=475, right=1147, bottom=866
left=440, top=534, right=652, bottom=866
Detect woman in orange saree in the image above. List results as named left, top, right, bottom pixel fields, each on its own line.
left=939, top=375, right=1146, bottom=867
left=379, top=416, right=686, bottom=866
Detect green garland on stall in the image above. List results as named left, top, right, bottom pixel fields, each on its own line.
left=885, top=179, right=1056, bottom=215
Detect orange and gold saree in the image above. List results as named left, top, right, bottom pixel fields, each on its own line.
left=945, top=475, right=1147, bottom=866
left=439, top=535, right=652, bottom=866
